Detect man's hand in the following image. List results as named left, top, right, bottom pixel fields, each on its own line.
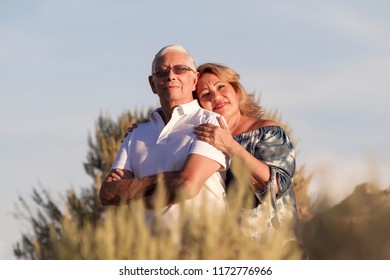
left=106, top=168, right=133, bottom=182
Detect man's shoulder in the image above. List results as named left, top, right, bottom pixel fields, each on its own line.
left=135, top=121, right=155, bottom=132
left=128, top=120, right=156, bottom=138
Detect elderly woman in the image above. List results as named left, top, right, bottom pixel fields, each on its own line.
left=193, top=63, right=298, bottom=244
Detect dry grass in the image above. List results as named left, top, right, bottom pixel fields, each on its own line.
left=48, top=162, right=304, bottom=260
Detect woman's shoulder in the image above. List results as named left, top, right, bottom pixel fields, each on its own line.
left=250, top=119, right=280, bottom=131
left=241, top=118, right=291, bottom=141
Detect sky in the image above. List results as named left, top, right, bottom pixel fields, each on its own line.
left=1, top=0, right=389, bottom=259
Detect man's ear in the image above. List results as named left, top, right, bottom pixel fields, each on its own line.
left=192, top=71, right=199, bottom=91
left=148, top=75, right=157, bottom=94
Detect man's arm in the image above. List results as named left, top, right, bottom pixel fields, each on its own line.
left=99, top=155, right=222, bottom=206
left=100, top=169, right=178, bottom=206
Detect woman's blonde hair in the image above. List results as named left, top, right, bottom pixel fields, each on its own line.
left=196, top=63, right=263, bottom=118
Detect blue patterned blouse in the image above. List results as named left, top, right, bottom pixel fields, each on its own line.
left=226, top=125, right=298, bottom=242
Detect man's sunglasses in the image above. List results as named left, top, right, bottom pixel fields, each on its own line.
left=153, top=65, right=195, bottom=77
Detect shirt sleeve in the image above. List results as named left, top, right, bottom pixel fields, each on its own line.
left=111, top=133, right=132, bottom=171
left=189, top=114, right=230, bottom=171
left=253, top=126, right=295, bottom=199
left=190, top=140, right=229, bottom=171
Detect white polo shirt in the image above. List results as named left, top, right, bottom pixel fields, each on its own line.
left=112, top=100, right=230, bottom=226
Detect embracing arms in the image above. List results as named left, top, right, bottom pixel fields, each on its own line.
left=99, top=154, right=223, bottom=206
left=194, top=118, right=295, bottom=196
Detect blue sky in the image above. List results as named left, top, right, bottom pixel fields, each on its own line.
left=1, top=0, right=389, bottom=259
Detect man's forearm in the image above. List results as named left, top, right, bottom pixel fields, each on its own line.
left=99, top=176, right=158, bottom=206
left=99, top=171, right=182, bottom=206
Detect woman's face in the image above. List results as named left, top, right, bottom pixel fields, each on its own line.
left=195, top=73, right=239, bottom=118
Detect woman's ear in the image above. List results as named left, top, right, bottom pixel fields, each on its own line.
left=148, top=75, right=157, bottom=94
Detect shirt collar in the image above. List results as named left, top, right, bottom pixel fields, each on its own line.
left=150, top=99, right=200, bottom=121
left=175, top=99, right=200, bottom=115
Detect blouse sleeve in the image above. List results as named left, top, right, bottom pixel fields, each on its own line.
left=253, top=126, right=296, bottom=199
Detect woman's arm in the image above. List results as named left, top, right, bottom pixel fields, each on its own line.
left=194, top=118, right=272, bottom=192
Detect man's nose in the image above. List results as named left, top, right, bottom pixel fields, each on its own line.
left=167, top=68, right=176, bottom=80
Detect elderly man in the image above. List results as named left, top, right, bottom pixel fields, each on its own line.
left=99, top=45, right=229, bottom=226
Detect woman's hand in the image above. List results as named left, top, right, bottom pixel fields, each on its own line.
left=122, top=118, right=150, bottom=142
left=194, top=117, right=238, bottom=155
left=122, top=123, right=138, bottom=141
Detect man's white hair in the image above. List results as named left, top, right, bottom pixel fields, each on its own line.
left=151, top=44, right=196, bottom=74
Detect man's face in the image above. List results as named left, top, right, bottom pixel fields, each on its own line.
left=149, top=51, right=198, bottom=106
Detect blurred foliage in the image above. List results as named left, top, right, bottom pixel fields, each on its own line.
left=13, top=108, right=151, bottom=259
left=84, top=109, right=151, bottom=181
left=302, top=182, right=390, bottom=259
